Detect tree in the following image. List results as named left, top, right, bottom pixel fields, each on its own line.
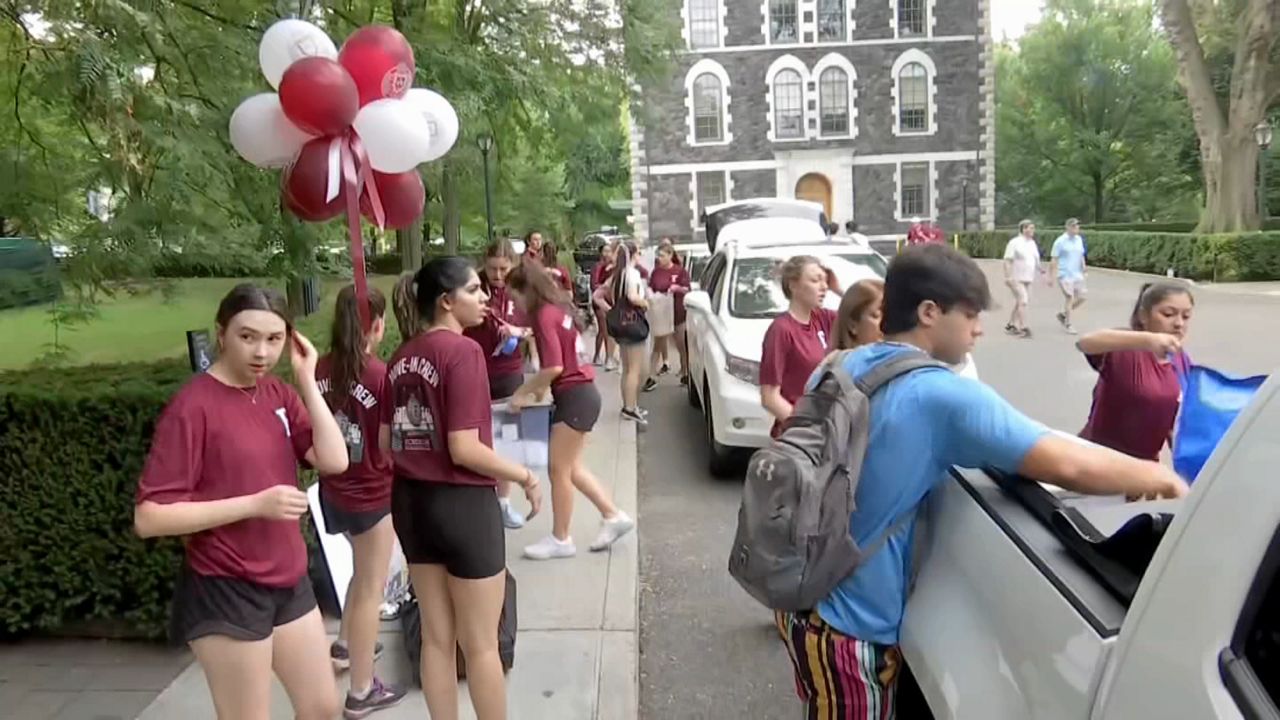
left=1160, top=0, right=1279, bottom=231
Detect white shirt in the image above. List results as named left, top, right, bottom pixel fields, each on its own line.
left=1003, top=236, right=1041, bottom=283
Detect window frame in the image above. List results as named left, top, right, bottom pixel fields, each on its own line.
left=773, top=69, right=805, bottom=140
left=686, top=0, right=722, bottom=49
left=684, top=59, right=733, bottom=147
left=768, top=0, right=799, bottom=44
left=891, top=49, right=937, bottom=137
left=894, top=0, right=931, bottom=39
left=818, top=67, right=850, bottom=137
left=692, top=74, right=723, bottom=143
left=1220, top=524, right=1280, bottom=718
left=897, top=161, right=933, bottom=221
left=816, top=0, right=846, bottom=42
left=704, top=254, right=729, bottom=314
left=695, top=170, right=728, bottom=217
left=898, top=63, right=928, bottom=134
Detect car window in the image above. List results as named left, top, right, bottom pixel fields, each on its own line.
left=687, top=255, right=710, bottom=285
left=728, top=253, right=889, bottom=319
left=704, top=255, right=728, bottom=313
left=1223, top=526, right=1280, bottom=715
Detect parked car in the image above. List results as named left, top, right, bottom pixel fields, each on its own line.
left=898, top=376, right=1280, bottom=719
left=673, top=242, right=711, bottom=289
left=682, top=200, right=886, bottom=475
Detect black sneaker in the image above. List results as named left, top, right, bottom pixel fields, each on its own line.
left=621, top=407, right=649, bottom=426
left=330, top=641, right=384, bottom=671
left=344, top=677, right=406, bottom=719
left=1056, top=312, right=1068, bottom=327
left=642, top=377, right=658, bottom=392
left=1005, top=324, right=1019, bottom=335
left=1020, top=328, right=1033, bottom=339
left=658, top=364, right=670, bottom=376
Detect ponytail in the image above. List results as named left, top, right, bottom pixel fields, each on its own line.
left=326, top=285, right=387, bottom=411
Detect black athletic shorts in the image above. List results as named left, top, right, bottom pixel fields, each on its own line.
left=391, top=477, right=505, bottom=580
left=169, top=564, right=316, bottom=644
left=489, top=372, right=524, bottom=401
left=552, top=382, right=602, bottom=433
left=319, top=492, right=389, bottom=537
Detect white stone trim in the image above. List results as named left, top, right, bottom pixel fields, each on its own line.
left=977, top=0, right=996, bottom=229
left=691, top=170, right=731, bottom=235
left=893, top=159, right=937, bottom=222
left=891, top=0, right=936, bottom=39
left=682, top=0, right=728, bottom=50
left=647, top=151, right=979, bottom=176
left=765, top=55, right=811, bottom=143
left=684, top=59, right=733, bottom=147
left=680, top=34, right=975, bottom=55
left=775, top=148, right=856, bottom=224
left=891, top=48, right=938, bottom=137
left=812, top=53, right=858, bottom=140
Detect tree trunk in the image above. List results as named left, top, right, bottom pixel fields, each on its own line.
left=442, top=162, right=461, bottom=254
left=397, top=223, right=423, bottom=273
left=1092, top=172, right=1105, bottom=223
left=1199, top=132, right=1261, bottom=233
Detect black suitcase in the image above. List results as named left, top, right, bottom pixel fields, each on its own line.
left=400, top=571, right=517, bottom=683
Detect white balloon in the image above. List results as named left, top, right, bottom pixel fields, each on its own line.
left=402, top=88, right=459, bottom=163
left=353, top=99, right=433, bottom=173
left=229, top=93, right=314, bottom=168
left=259, top=19, right=338, bottom=89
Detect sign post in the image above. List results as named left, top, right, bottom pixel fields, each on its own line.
left=186, top=330, right=214, bottom=373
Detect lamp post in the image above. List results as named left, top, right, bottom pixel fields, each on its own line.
left=477, top=133, right=495, bottom=243
left=1255, top=121, right=1273, bottom=224
left=961, top=179, right=970, bottom=231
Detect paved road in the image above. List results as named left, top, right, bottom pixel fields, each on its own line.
left=636, top=261, right=1280, bottom=719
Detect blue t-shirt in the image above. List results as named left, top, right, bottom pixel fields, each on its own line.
left=1051, top=233, right=1087, bottom=280
left=810, top=343, right=1049, bottom=645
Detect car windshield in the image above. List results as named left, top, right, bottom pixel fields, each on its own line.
left=729, top=254, right=888, bottom=319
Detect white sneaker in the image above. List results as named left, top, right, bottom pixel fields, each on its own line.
left=523, top=535, right=577, bottom=560
left=604, top=360, right=619, bottom=372
left=499, top=498, right=526, bottom=529
left=589, top=512, right=635, bottom=552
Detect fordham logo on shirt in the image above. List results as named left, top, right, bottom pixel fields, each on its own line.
left=818, top=329, right=828, bottom=348
left=274, top=407, right=291, bottom=437
left=507, top=300, right=515, bottom=318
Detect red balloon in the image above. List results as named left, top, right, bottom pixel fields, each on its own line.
left=284, top=138, right=346, bottom=222
left=279, top=57, right=359, bottom=136
left=362, top=170, right=424, bottom=229
left=338, top=26, right=416, bottom=107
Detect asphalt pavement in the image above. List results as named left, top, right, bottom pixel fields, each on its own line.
left=636, top=261, right=1280, bottom=720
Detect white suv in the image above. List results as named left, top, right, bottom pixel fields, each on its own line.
left=683, top=231, right=887, bottom=475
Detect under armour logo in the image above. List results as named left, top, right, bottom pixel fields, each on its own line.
left=759, top=457, right=777, bottom=485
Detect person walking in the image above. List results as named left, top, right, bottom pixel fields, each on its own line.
left=504, top=263, right=636, bottom=561
left=773, top=245, right=1188, bottom=719
left=540, top=239, right=574, bottom=293
left=1003, top=219, right=1044, bottom=337
left=602, top=241, right=651, bottom=425
left=381, top=257, right=542, bottom=720
left=522, top=231, right=544, bottom=266
left=315, top=286, right=407, bottom=717
left=648, top=241, right=693, bottom=385
left=1050, top=218, right=1089, bottom=334
left=759, top=256, right=842, bottom=437
left=1076, top=281, right=1195, bottom=462
left=465, top=238, right=534, bottom=530
left=590, top=241, right=620, bottom=371
left=133, top=284, right=349, bottom=720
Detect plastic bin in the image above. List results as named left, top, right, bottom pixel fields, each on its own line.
left=491, top=402, right=552, bottom=469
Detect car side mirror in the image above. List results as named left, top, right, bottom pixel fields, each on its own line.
left=684, top=290, right=711, bottom=315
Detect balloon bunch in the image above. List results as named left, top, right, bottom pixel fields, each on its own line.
left=229, top=19, right=459, bottom=327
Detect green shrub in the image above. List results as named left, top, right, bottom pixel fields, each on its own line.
left=954, top=230, right=1280, bottom=281
left=0, top=238, right=61, bottom=309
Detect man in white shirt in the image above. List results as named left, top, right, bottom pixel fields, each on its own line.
left=1002, top=219, right=1044, bottom=338
left=1050, top=218, right=1088, bottom=335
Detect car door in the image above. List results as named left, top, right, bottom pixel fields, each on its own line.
left=687, top=253, right=728, bottom=396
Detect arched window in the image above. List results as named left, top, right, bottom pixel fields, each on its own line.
left=693, top=74, right=723, bottom=142
left=819, top=67, right=849, bottom=136
left=817, top=0, right=845, bottom=42
left=898, top=62, right=928, bottom=133
left=769, top=0, right=798, bottom=43
left=773, top=69, right=804, bottom=139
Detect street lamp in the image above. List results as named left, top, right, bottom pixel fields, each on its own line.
left=477, top=133, right=495, bottom=244
left=1255, top=121, right=1273, bottom=223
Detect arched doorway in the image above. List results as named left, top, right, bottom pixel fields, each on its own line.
left=794, top=173, right=833, bottom=220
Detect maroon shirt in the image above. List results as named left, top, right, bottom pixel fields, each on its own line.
left=532, top=303, right=594, bottom=391
left=136, top=373, right=314, bottom=587
left=649, top=264, right=693, bottom=325
left=316, top=355, right=392, bottom=513
left=591, top=262, right=615, bottom=290
left=464, top=284, right=525, bottom=381
left=759, top=308, right=837, bottom=437
left=546, top=264, right=573, bottom=292
left=1081, top=349, right=1189, bottom=461
left=381, top=331, right=496, bottom=487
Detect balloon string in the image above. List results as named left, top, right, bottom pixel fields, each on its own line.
left=349, top=133, right=386, bottom=230
left=340, top=138, right=372, bottom=333
left=325, top=136, right=343, bottom=203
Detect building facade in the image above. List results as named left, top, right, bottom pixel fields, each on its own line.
left=629, top=0, right=996, bottom=243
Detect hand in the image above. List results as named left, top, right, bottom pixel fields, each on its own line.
left=290, top=331, right=319, bottom=380
left=521, top=469, right=543, bottom=520
left=254, top=485, right=310, bottom=521
left=508, top=393, right=531, bottom=411
left=1127, top=466, right=1190, bottom=501
left=1145, top=332, right=1182, bottom=357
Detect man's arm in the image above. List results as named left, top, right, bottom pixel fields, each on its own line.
left=1019, top=434, right=1187, bottom=499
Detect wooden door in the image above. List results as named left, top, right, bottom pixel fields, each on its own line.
left=795, top=173, right=833, bottom=219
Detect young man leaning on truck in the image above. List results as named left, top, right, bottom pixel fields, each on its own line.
left=775, top=244, right=1189, bottom=719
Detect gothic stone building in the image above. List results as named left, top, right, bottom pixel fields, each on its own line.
left=628, top=0, right=996, bottom=243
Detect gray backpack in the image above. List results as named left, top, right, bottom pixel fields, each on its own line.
left=727, top=350, right=946, bottom=611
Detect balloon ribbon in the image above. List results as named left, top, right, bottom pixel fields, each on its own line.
left=333, top=132, right=386, bottom=333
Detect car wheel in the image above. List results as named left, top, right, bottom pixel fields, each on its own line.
left=704, top=381, right=737, bottom=477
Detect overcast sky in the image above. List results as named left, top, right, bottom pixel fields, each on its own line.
left=992, top=0, right=1044, bottom=41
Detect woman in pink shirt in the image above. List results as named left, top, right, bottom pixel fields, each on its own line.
left=1077, top=281, right=1195, bottom=461
left=134, top=284, right=350, bottom=720
left=759, top=255, right=842, bottom=437
left=647, top=242, right=693, bottom=386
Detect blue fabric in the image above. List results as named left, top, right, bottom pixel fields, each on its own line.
left=1173, top=364, right=1266, bottom=482
left=810, top=344, right=1050, bottom=645
left=1051, top=233, right=1087, bottom=280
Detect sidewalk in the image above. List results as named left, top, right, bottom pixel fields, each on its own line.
left=137, top=370, right=639, bottom=720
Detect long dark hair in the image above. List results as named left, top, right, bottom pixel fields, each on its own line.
left=611, top=241, right=639, bottom=298
left=1130, top=281, right=1194, bottom=330
left=507, top=262, right=576, bottom=328
left=325, top=285, right=387, bottom=410
left=216, top=283, right=292, bottom=331
left=391, top=272, right=420, bottom=339
left=541, top=239, right=559, bottom=267
left=480, top=238, right=518, bottom=292
left=415, top=256, right=476, bottom=325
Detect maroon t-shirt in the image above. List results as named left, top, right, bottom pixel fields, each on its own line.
left=1080, top=349, right=1189, bottom=461
left=649, top=264, right=693, bottom=325
left=546, top=264, right=573, bottom=292
left=136, top=373, right=314, bottom=587
left=532, top=303, right=594, bottom=391
left=591, top=262, right=615, bottom=290
left=381, top=330, right=496, bottom=486
left=464, top=284, right=525, bottom=381
left=759, top=308, right=837, bottom=437
left=316, top=355, right=392, bottom=513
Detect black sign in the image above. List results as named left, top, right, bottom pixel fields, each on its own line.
left=187, top=330, right=214, bottom=373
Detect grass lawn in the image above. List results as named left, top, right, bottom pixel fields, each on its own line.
left=0, top=275, right=400, bottom=371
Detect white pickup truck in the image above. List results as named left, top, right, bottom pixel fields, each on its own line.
left=898, top=373, right=1280, bottom=719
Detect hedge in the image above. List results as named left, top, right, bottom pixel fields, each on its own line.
left=954, top=230, right=1280, bottom=281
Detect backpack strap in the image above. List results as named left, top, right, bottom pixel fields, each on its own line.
left=854, top=351, right=948, bottom=396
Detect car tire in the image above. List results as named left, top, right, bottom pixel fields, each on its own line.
left=704, top=381, right=737, bottom=477
left=687, top=370, right=701, bottom=409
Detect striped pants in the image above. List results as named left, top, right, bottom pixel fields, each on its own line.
left=775, top=610, right=901, bottom=720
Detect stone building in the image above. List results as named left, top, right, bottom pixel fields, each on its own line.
left=628, top=0, right=995, bottom=243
